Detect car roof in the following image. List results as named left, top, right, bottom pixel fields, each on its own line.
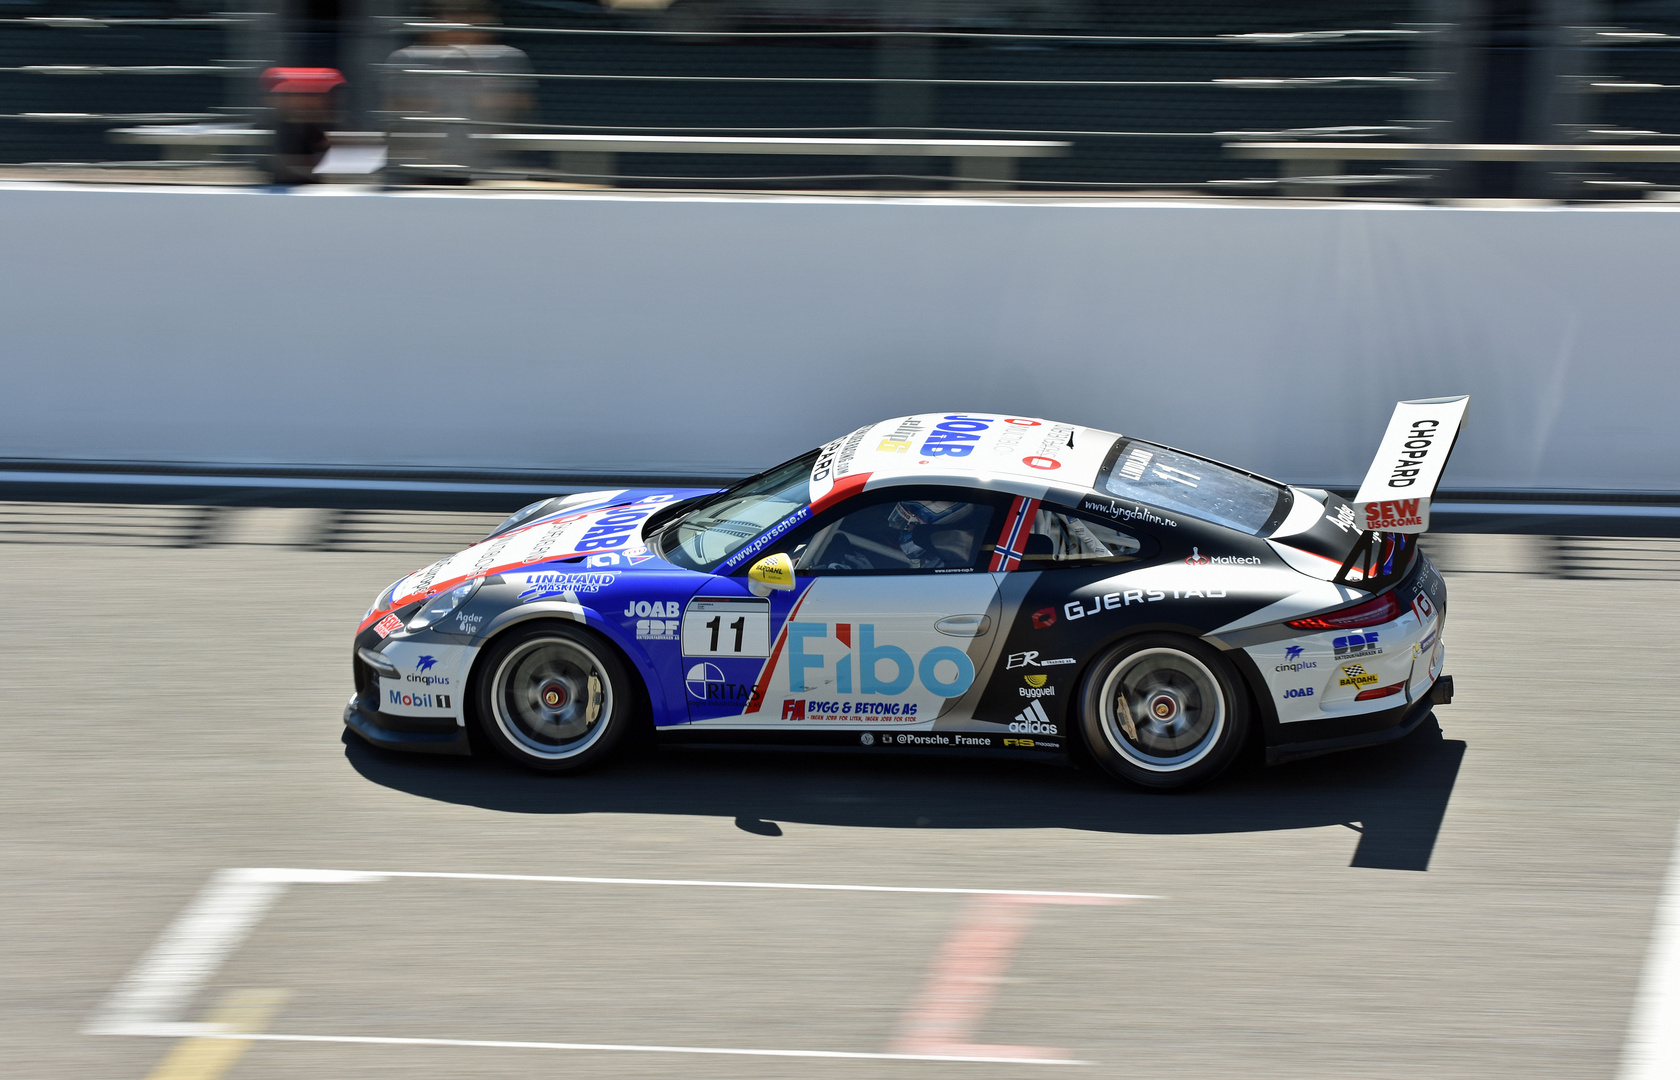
left=808, top=413, right=1123, bottom=512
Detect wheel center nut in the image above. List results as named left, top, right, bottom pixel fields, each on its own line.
left=540, top=683, right=568, bottom=709
left=1149, top=694, right=1177, bottom=721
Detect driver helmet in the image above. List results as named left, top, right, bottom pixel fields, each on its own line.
left=886, top=500, right=967, bottom=566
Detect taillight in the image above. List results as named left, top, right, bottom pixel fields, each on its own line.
left=1286, top=590, right=1402, bottom=631
left=1355, top=681, right=1406, bottom=701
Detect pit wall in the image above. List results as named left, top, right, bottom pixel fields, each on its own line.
left=3, top=183, right=1676, bottom=492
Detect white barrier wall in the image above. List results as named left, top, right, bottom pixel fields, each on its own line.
left=2, top=183, right=1677, bottom=491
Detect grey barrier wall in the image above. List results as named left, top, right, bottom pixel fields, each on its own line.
left=2, top=184, right=1677, bottom=492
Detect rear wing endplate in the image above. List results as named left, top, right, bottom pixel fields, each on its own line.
left=1351, top=396, right=1470, bottom=535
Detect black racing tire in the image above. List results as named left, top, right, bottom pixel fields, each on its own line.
left=1076, top=633, right=1251, bottom=791
left=471, top=621, right=634, bottom=773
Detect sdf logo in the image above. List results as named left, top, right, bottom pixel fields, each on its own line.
left=1333, top=632, right=1380, bottom=659
left=685, top=662, right=761, bottom=704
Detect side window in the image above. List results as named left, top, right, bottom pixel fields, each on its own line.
left=1021, top=510, right=1145, bottom=567
left=796, top=494, right=997, bottom=573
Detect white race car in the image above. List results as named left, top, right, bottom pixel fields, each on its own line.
left=349, top=398, right=1465, bottom=789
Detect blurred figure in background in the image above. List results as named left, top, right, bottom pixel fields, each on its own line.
left=264, top=66, right=345, bottom=185
left=384, top=0, right=533, bottom=184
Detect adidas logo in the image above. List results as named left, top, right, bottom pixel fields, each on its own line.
left=1009, top=699, right=1059, bottom=735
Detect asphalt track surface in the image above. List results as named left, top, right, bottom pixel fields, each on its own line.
left=3, top=505, right=1679, bottom=1079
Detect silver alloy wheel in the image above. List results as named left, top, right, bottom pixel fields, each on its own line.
left=490, top=636, right=613, bottom=760
left=1095, top=647, right=1226, bottom=773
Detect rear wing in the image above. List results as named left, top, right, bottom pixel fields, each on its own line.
left=1351, top=396, right=1470, bottom=535
left=1331, top=396, right=1468, bottom=588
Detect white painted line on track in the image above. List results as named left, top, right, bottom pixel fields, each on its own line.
left=91, top=867, right=1143, bottom=1066
left=113, top=1029, right=1089, bottom=1066
left=1620, top=821, right=1680, bottom=1080
left=87, top=868, right=379, bottom=1035
left=372, top=869, right=1153, bottom=900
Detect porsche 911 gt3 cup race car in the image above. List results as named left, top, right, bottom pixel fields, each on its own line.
left=347, top=397, right=1467, bottom=789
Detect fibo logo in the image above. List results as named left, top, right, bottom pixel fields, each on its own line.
left=787, top=622, right=974, bottom=698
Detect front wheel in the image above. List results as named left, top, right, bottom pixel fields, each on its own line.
left=1077, top=634, right=1250, bottom=790
left=472, top=622, right=634, bottom=773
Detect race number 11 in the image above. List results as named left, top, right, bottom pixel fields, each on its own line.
left=681, top=598, right=771, bottom=658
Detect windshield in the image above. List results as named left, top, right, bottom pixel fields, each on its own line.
left=658, top=451, right=819, bottom=573
left=1100, top=440, right=1285, bottom=535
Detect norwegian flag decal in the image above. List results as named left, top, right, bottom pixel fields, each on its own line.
left=988, top=496, right=1040, bottom=572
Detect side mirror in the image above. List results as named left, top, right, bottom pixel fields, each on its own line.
left=747, top=552, right=796, bottom=597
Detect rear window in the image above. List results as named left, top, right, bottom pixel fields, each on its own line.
left=1100, top=440, right=1286, bottom=535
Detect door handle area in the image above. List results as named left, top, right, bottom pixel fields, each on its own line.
left=935, top=614, right=991, bottom=637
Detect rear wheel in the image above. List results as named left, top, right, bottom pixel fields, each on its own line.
left=1077, top=634, right=1250, bottom=790
left=472, top=622, right=633, bottom=773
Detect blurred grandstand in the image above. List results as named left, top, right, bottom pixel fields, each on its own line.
left=2, top=0, right=1679, bottom=196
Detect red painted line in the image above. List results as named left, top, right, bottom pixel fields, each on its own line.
left=742, top=585, right=813, bottom=715
left=892, top=893, right=1121, bottom=1060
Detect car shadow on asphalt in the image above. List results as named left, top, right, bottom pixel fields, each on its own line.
left=342, top=722, right=1466, bottom=872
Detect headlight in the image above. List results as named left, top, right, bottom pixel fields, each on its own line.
left=406, top=577, right=483, bottom=632
left=365, top=576, right=403, bottom=619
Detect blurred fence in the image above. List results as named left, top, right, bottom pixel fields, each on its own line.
left=3, top=0, right=1680, bottom=196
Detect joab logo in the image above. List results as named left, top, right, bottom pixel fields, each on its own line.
left=787, top=622, right=975, bottom=698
